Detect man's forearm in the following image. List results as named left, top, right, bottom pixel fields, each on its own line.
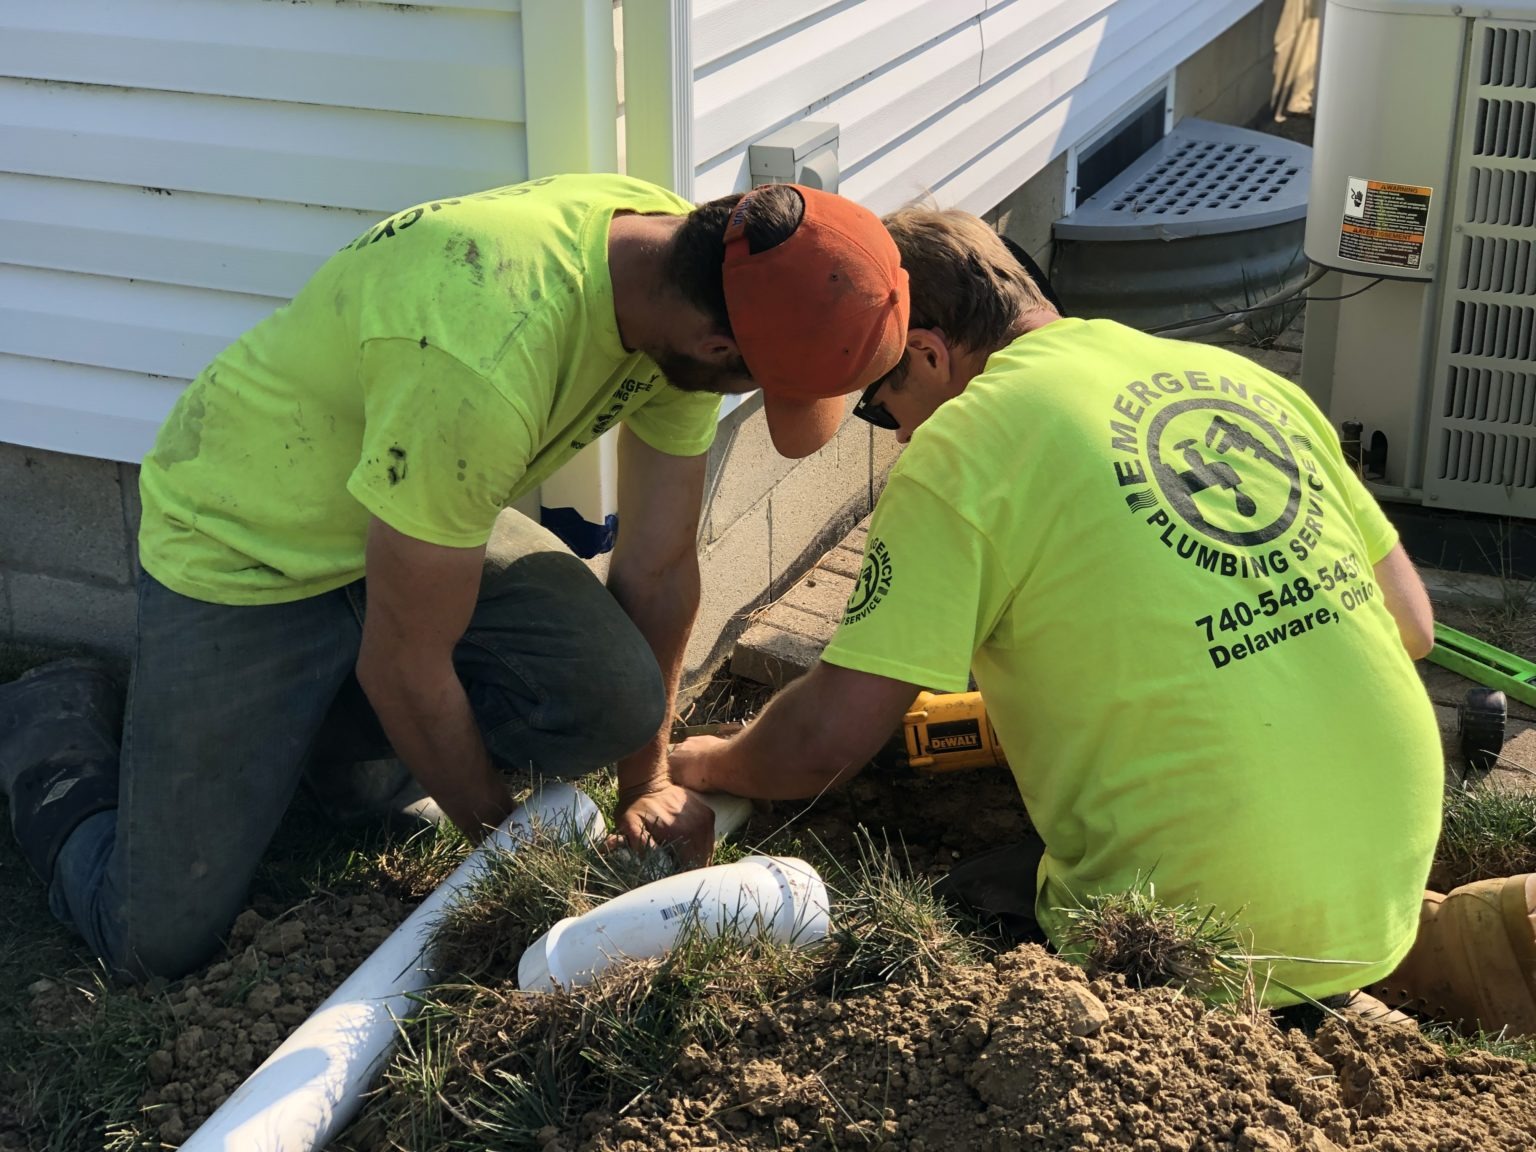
left=690, top=672, right=867, bottom=800
left=607, top=554, right=700, bottom=794
left=359, top=663, right=512, bottom=840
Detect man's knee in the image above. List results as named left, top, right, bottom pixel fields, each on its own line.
left=543, top=640, right=666, bottom=767
left=111, top=919, right=227, bottom=983
left=477, top=642, right=666, bottom=774
left=590, top=648, right=667, bottom=762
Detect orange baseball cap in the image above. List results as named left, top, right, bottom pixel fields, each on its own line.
left=722, top=186, right=910, bottom=458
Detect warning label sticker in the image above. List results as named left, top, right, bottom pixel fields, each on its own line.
left=1338, top=178, right=1433, bottom=269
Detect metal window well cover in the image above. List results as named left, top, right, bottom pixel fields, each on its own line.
left=1055, top=119, right=1312, bottom=241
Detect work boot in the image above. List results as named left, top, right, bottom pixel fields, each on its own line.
left=1367, top=874, right=1536, bottom=1037
left=0, top=658, right=124, bottom=881
left=1333, top=989, right=1418, bottom=1028
left=1275, top=989, right=1417, bottom=1034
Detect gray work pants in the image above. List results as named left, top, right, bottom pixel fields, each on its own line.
left=47, top=512, right=663, bottom=980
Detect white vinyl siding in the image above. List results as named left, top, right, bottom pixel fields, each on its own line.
left=2, top=0, right=1265, bottom=464
left=0, top=0, right=528, bottom=464
left=691, top=0, right=1264, bottom=213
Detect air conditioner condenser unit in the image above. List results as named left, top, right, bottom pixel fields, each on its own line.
left=1302, top=0, right=1536, bottom=519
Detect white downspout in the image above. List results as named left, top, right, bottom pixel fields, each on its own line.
left=621, top=0, right=694, bottom=199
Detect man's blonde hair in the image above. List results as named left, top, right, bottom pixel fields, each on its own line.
left=881, top=206, right=1052, bottom=354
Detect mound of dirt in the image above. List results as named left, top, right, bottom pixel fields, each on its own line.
left=552, top=948, right=1536, bottom=1152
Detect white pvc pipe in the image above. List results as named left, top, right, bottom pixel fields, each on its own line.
left=517, top=855, right=830, bottom=991
left=182, top=783, right=604, bottom=1152
left=698, top=790, right=753, bottom=840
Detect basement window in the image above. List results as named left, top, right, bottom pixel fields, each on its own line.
left=1068, top=79, right=1174, bottom=212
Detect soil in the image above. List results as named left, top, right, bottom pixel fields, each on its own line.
left=6, top=640, right=1536, bottom=1152
left=561, top=948, right=1536, bottom=1152
left=17, top=891, right=409, bottom=1149
left=11, top=764, right=1535, bottom=1152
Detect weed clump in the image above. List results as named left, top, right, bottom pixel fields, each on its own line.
left=1055, top=878, right=1253, bottom=1004
left=430, top=818, right=670, bottom=981
left=821, top=829, right=978, bottom=989
left=365, top=926, right=806, bottom=1152
left=1436, top=783, right=1536, bottom=890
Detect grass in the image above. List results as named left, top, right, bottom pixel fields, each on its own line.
left=353, top=822, right=982, bottom=1152
left=1, top=970, right=173, bottom=1152
left=1235, top=252, right=1307, bottom=348
left=1053, top=876, right=1255, bottom=1005
left=1436, top=782, right=1536, bottom=889
left=355, top=929, right=813, bottom=1152
left=818, top=829, right=979, bottom=990
left=428, top=816, right=674, bottom=982
left=1424, top=1022, right=1536, bottom=1064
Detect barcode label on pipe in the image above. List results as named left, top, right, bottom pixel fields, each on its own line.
left=659, top=901, right=699, bottom=923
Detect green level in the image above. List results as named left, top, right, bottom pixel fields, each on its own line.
left=1427, top=623, right=1536, bottom=709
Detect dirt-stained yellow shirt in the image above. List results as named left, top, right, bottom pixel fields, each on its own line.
left=823, top=318, right=1442, bottom=1005
left=139, top=174, right=720, bottom=605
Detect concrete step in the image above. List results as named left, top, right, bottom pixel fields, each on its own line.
left=729, top=519, right=868, bottom=687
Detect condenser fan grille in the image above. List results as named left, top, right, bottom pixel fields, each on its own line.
left=1428, top=20, right=1536, bottom=511
left=1436, top=428, right=1536, bottom=487
left=1449, top=301, right=1536, bottom=359
left=1474, top=98, right=1536, bottom=158
left=1459, top=235, right=1536, bottom=293
left=1466, top=166, right=1536, bottom=225
left=1482, top=26, right=1536, bottom=89
left=1443, top=365, right=1536, bottom=424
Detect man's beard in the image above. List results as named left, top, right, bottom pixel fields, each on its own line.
left=653, top=347, right=754, bottom=394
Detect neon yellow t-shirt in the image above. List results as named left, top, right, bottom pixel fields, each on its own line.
left=823, top=318, right=1443, bottom=1004
left=139, top=174, right=721, bottom=605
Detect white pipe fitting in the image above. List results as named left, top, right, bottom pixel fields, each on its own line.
left=517, top=855, right=831, bottom=991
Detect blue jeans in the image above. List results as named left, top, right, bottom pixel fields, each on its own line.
left=48, top=511, right=664, bottom=980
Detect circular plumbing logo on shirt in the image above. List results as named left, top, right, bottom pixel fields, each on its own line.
left=1110, top=371, right=1328, bottom=578
left=1144, top=397, right=1302, bottom=548
left=843, top=538, right=893, bottom=625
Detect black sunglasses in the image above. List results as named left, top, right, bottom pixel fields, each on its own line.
left=852, top=376, right=900, bottom=430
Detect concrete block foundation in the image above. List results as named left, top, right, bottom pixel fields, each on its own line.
left=1, top=442, right=141, bottom=657
left=684, top=399, right=892, bottom=688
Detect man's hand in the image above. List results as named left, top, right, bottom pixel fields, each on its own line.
left=661, top=663, right=918, bottom=802
left=611, top=781, right=717, bottom=867
left=665, top=733, right=733, bottom=793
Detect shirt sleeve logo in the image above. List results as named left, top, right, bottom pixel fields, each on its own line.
left=843, top=538, right=893, bottom=625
